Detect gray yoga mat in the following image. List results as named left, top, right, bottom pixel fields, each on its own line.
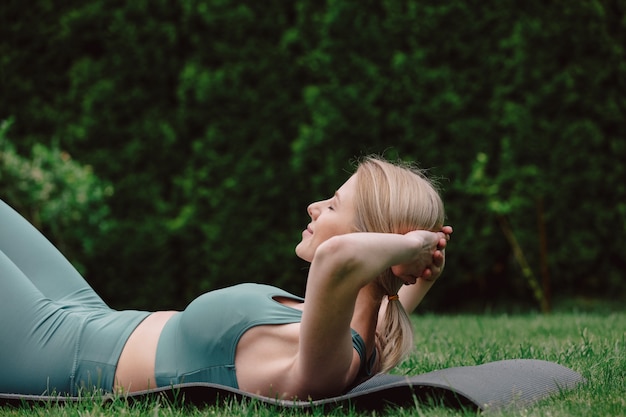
left=0, top=359, right=584, bottom=412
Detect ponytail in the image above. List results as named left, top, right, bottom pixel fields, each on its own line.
left=376, top=271, right=414, bottom=372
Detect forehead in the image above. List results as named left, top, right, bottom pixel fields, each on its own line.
left=336, top=175, right=358, bottom=200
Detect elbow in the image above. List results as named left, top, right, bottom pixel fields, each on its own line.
left=311, top=236, right=362, bottom=283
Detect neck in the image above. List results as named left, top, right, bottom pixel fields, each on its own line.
left=350, top=282, right=385, bottom=358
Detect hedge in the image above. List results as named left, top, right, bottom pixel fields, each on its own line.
left=1, top=0, right=624, bottom=311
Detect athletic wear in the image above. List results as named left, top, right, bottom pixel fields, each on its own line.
left=0, top=199, right=375, bottom=395
left=155, top=283, right=375, bottom=389
left=0, top=200, right=149, bottom=395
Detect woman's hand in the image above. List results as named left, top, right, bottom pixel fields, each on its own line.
left=391, top=226, right=452, bottom=285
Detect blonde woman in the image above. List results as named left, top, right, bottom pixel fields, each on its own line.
left=0, top=156, right=451, bottom=400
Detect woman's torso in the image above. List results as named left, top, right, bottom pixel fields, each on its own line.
left=114, top=284, right=369, bottom=398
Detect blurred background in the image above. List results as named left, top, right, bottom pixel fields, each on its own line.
left=1, top=0, right=624, bottom=313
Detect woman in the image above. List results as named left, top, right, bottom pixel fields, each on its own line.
left=0, top=156, right=451, bottom=400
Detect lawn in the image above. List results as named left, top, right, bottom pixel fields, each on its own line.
left=1, top=309, right=624, bottom=417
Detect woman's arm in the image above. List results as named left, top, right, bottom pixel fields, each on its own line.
left=397, top=269, right=440, bottom=313
left=378, top=225, right=451, bottom=323
left=395, top=225, right=451, bottom=314
left=293, top=230, right=446, bottom=397
left=397, top=248, right=446, bottom=314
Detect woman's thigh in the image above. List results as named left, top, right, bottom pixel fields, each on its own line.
left=0, top=250, right=79, bottom=395
left=0, top=199, right=107, bottom=308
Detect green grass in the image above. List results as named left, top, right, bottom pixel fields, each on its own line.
left=1, top=310, right=624, bottom=417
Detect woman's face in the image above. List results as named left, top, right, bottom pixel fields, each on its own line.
left=295, top=174, right=358, bottom=262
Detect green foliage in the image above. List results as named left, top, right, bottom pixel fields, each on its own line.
left=1, top=0, right=624, bottom=310
left=0, top=118, right=113, bottom=272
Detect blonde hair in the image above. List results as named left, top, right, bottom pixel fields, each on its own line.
left=353, top=156, right=445, bottom=372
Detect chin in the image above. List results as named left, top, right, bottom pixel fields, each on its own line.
left=295, top=245, right=313, bottom=263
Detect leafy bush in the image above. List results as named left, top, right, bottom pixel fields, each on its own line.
left=0, top=119, right=113, bottom=273
left=1, top=0, right=624, bottom=310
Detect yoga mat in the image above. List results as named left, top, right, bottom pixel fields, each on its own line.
left=0, top=359, right=584, bottom=412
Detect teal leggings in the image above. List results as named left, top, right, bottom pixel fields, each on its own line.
left=0, top=200, right=149, bottom=395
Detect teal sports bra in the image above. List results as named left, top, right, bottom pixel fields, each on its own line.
left=155, top=283, right=375, bottom=390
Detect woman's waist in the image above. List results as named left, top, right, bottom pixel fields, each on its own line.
left=114, top=310, right=178, bottom=392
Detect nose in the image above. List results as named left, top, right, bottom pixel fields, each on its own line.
left=307, top=201, right=321, bottom=219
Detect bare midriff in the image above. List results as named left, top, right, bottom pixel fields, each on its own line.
left=113, top=310, right=178, bottom=393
